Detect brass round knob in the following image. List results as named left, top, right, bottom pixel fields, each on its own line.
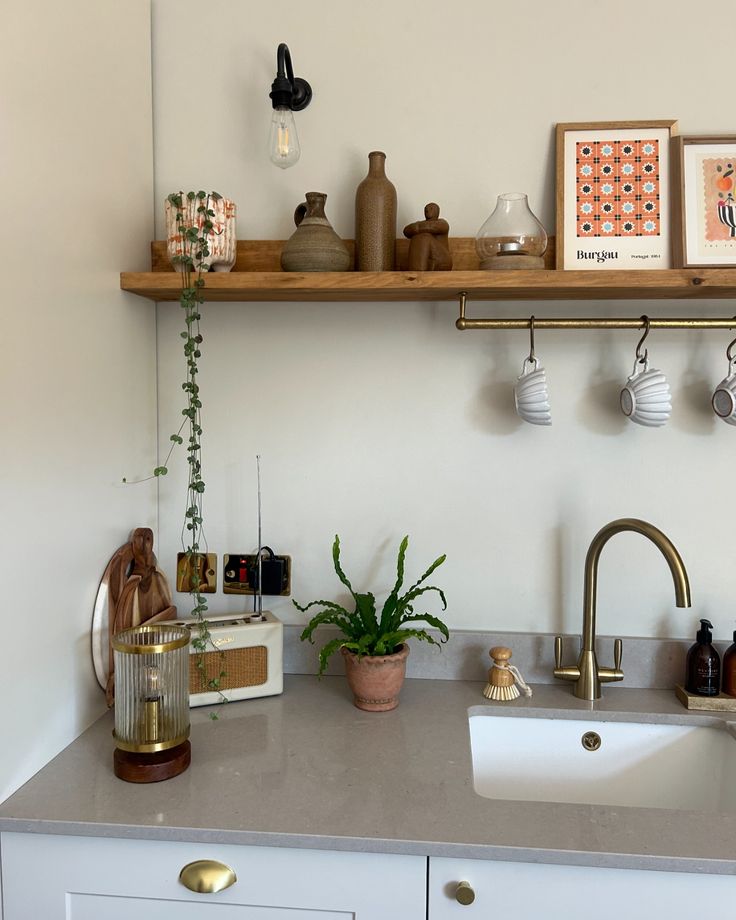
left=455, top=880, right=475, bottom=905
left=179, top=860, right=237, bottom=893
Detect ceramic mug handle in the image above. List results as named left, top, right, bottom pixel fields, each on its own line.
left=630, top=354, right=649, bottom=378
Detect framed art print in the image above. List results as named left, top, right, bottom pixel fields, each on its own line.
left=672, top=136, right=736, bottom=267
left=556, top=120, right=678, bottom=270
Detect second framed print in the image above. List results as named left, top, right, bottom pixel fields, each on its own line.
left=672, top=136, right=736, bottom=267
left=556, top=120, right=678, bottom=270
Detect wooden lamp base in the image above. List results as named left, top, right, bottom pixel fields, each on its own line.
left=114, top=740, right=191, bottom=783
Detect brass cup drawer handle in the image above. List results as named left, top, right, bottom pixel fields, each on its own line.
left=455, top=880, right=476, bottom=905
left=179, top=859, right=237, bottom=893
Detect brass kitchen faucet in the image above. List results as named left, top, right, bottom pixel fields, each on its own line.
left=554, top=518, right=691, bottom=701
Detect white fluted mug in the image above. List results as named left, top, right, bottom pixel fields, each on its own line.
left=712, top=357, right=736, bottom=425
left=620, top=357, right=671, bottom=427
left=514, top=357, right=551, bottom=426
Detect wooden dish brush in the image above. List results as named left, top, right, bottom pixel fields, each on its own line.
left=483, top=646, right=532, bottom=701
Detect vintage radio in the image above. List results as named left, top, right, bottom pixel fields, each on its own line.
left=173, top=611, right=283, bottom=707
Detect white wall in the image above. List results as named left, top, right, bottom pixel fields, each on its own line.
left=152, top=0, right=736, bottom=643
left=2, top=1, right=156, bottom=800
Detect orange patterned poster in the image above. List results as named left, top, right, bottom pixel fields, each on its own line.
left=559, top=122, right=674, bottom=269
left=575, top=140, right=660, bottom=238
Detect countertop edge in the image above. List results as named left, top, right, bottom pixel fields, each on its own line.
left=1, top=818, right=735, bottom=875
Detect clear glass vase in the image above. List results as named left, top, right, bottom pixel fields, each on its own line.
left=475, top=193, right=548, bottom=270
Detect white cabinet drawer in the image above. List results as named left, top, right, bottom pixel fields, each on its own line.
left=1, top=833, right=426, bottom=920
left=429, top=856, right=736, bottom=920
left=56, top=895, right=353, bottom=920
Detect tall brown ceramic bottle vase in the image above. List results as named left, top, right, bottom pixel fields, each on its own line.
left=355, top=151, right=397, bottom=271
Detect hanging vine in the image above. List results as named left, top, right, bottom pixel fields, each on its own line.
left=142, top=191, right=226, bottom=703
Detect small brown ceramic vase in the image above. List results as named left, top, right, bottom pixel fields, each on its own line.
left=280, top=192, right=351, bottom=272
left=355, top=151, right=397, bottom=271
left=341, top=644, right=409, bottom=711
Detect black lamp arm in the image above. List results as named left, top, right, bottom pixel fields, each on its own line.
left=276, top=43, right=294, bottom=82
left=269, top=42, right=312, bottom=112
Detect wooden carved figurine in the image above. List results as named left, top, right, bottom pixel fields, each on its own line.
left=403, top=203, right=453, bottom=271
left=101, top=527, right=177, bottom=705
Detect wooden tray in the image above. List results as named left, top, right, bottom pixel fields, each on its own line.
left=675, top=685, right=736, bottom=711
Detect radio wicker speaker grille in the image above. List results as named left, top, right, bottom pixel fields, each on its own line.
left=189, top=646, right=268, bottom=692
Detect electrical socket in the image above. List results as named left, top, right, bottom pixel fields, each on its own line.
left=176, top=552, right=217, bottom=593
left=223, top=551, right=291, bottom=596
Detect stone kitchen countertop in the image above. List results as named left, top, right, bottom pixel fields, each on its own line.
left=1, top=675, right=736, bottom=874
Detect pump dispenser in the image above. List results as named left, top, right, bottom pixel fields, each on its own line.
left=686, top=618, right=721, bottom=696
left=722, top=629, right=736, bottom=697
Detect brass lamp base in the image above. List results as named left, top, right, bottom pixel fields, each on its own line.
left=114, top=740, right=191, bottom=783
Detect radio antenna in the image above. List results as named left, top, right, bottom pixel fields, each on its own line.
left=255, top=454, right=263, bottom=618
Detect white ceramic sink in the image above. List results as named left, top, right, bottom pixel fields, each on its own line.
left=469, top=712, right=736, bottom=812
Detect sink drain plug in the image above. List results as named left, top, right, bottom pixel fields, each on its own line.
left=581, top=731, right=602, bottom=751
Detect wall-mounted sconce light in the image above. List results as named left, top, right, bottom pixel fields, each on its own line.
left=268, top=43, right=312, bottom=169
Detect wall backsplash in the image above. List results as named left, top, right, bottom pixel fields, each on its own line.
left=283, top=626, right=726, bottom=692
left=152, top=0, right=736, bottom=642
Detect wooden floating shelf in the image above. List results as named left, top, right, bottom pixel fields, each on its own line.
left=121, top=268, right=736, bottom=303
left=120, top=239, right=736, bottom=303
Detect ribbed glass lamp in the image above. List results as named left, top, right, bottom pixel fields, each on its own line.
left=112, top=623, right=191, bottom=783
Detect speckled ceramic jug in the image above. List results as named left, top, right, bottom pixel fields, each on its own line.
left=280, top=192, right=351, bottom=272
left=355, top=151, right=397, bottom=271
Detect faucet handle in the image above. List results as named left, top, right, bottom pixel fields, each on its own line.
left=599, top=638, right=624, bottom=685
left=554, top=635, right=563, bottom=669
left=553, top=636, right=581, bottom=683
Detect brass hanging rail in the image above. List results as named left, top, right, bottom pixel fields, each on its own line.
left=456, top=292, right=736, bottom=331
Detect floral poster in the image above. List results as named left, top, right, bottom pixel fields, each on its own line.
left=682, top=140, right=736, bottom=265
left=702, top=159, right=736, bottom=241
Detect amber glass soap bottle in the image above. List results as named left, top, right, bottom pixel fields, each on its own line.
left=723, top=630, right=736, bottom=697
left=686, top=618, right=721, bottom=696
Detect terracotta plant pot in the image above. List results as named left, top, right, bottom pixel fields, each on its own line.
left=341, top=644, right=409, bottom=712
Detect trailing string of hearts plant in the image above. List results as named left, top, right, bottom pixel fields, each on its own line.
left=125, top=191, right=227, bottom=708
